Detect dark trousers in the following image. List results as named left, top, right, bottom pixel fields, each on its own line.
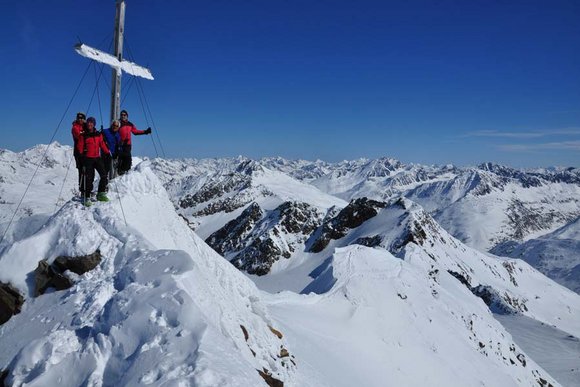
left=117, top=144, right=132, bottom=175
left=74, top=152, right=84, bottom=190
left=103, top=153, right=118, bottom=181
left=80, top=157, right=108, bottom=198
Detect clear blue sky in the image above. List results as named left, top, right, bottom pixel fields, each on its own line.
left=1, top=0, right=579, bottom=167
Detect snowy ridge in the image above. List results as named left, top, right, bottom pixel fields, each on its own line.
left=308, top=197, right=580, bottom=338
left=267, top=245, right=559, bottom=386
left=0, top=164, right=294, bottom=386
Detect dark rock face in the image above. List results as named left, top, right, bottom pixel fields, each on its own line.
left=308, top=198, right=386, bottom=253
left=447, top=270, right=472, bottom=288
left=206, top=203, right=263, bottom=256
left=232, top=238, right=286, bottom=276
left=35, top=260, right=73, bottom=296
left=258, top=368, right=284, bottom=387
left=353, top=235, right=382, bottom=248
left=53, top=251, right=102, bottom=275
left=470, top=285, right=528, bottom=314
left=277, top=202, right=321, bottom=236
left=207, top=201, right=323, bottom=276
left=231, top=202, right=322, bottom=275
left=0, top=282, right=24, bottom=325
left=34, top=250, right=102, bottom=296
left=0, top=369, right=8, bottom=386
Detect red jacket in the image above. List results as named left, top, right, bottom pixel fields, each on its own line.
left=119, top=120, right=145, bottom=146
left=71, top=122, right=84, bottom=154
left=80, top=129, right=110, bottom=158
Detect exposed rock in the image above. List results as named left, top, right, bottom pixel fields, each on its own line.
left=471, top=285, right=528, bottom=314
left=240, top=325, right=249, bottom=341
left=206, top=203, right=263, bottom=256
left=208, top=201, right=323, bottom=276
left=0, top=282, right=24, bottom=325
left=353, top=235, right=382, bottom=248
left=231, top=237, right=286, bottom=276
left=308, top=198, right=386, bottom=253
left=279, top=348, right=289, bottom=358
left=277, top=202, right=321, bottom=235
left=258, top=368, right=284, bottom=387
left=34, top=260, right=73, bottom=296
left=53, top=251, right=102, bottom=275
left=34, top=250, right=102, bottom=296
left=269, top=326, right=283, bottom=339
left=0, top=369, right=8, bottom=387
left=447, top=270, right=472, bottom=288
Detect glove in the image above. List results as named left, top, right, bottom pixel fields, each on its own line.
left=144, top=127, right=152, bottom=134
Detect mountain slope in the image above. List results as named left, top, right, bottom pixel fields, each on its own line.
left=0, top=145, right=578, bottom=385
left=491, top=217, right=580, bottom=294
left=310, top=197, right=580, bottom=337
left=0, top=164, right=294, bottom=386
left=266, top=245, right=560, bottom=386
left=150, top=157, right=346, bottom=240
left=293, top=158, right=580, bottom=251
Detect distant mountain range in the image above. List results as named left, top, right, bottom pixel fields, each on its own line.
left=1, top=143, right=579, bottom=385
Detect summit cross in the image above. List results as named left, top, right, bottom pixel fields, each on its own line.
left=74, top=0, right=154, bottom=125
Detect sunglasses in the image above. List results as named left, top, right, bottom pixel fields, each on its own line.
left=77, top=116, right=86, bottom=120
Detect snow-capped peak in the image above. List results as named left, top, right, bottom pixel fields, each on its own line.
left=0, top=163, right=294, bottom=386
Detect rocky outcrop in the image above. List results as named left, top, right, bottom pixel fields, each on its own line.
left=0, top=369, right=8, bottom=386
left=206, top=203, right=263, bottom=256
left=208, top=201, right=324, bottom=275
left=308, top=198, right=386, bottom=253
left=258, top=369, right=284, bottom=387
left=34, top=250, right=102, bottom=296
left=470, top=285, right=528, bottom=314
left=353, top=235, right=382, bottom=248
left=0, top=282, right=24, bottom=325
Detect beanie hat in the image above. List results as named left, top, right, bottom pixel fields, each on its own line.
left=87, top=117, right=96, bottom=125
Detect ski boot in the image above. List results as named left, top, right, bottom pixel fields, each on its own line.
left=97, top=192, right=110, bottom=202
left=81, top=197, right=93, bottom=207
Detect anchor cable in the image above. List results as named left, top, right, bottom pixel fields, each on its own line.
left=1, top=60, right=94, bottom=247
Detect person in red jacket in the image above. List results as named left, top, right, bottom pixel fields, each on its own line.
left=71, top=112, right=86, bottom=191
left=117, top=109, right=151, bottom=175
left=79, top=117, right=111, bottom=206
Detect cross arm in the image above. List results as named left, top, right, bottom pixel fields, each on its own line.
left=74, top=43, right=154, bottom=80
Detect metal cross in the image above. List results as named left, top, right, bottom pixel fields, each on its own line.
left=74, top=0, right=154, bottom=125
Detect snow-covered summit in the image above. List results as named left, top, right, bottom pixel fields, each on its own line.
left=304, top=196, right=580, bottom=338
left=0, top=164, right=294, bottom=386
